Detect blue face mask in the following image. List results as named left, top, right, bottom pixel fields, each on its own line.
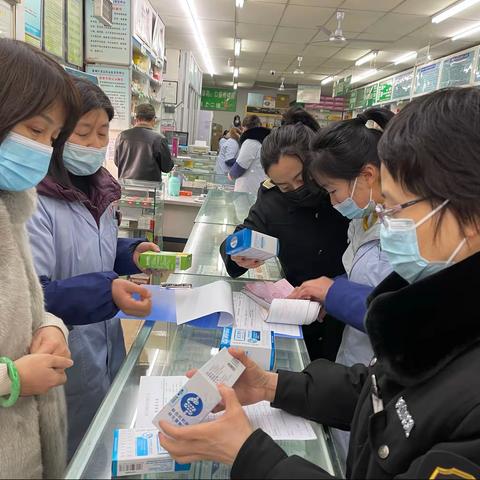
left=63, top=142, right=106, bottom=176
left=0, top=131, right=53, bottom=191
left=380, top=200, right=466, bottom=283
left=333, top=177, right=375, bottom=219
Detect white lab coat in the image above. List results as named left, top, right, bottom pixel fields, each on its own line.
left=234, top=139, right=267, bottom=195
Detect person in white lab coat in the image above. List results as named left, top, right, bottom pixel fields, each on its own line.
left=228, top=115, right=270, bottom=195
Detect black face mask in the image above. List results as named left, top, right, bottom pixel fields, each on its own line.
left=282, top=184, right=318, bottom=205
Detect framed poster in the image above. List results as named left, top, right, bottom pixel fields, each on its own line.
left=297, top=84, right=321, bottom=104
left=86, top=0, right=131, bottom=65
left=162, top=80, right=177, bottom=105
left=439, top=50, right=474, bottom=88
left=44, top=0, right=65, bottom=58
left=0, top=0, right=14, bottom=38
left=414, top=62, right=440, bottom=96
left=201, top=87, right=237, bottom=112
left=67, top=0, right=83, bottom=66
left=377, top=79, right=393, bottom=103
left=133, top=0, right=153, bottom=47
left=86, top=65, right=131, bottom=130
left=392, top=69, right=414, bottom=101
left=24, top=0, right=42, bottom=47
left=365, top=83, right=378, bottom=107
left=152, top=13, right=165, bottom=59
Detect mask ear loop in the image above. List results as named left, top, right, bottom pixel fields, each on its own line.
left=447, top=238, right=467, bottom=264
left=350, top=177, right=358, bottom=199
left=414, top=199, right=450, bottom=228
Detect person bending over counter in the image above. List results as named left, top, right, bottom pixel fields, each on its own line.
left=221, top=123, right=349, bottom=360
left=161, top=87, right=480, bottom=480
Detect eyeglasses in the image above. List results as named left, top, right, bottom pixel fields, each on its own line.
left=375, top=198, right=425, bottom=224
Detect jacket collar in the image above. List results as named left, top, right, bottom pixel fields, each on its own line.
left=365, top=251, right=480, bottom=386
left=37, top=168, right=121, bottom=225
left=239, top=126, right=270, bottom=147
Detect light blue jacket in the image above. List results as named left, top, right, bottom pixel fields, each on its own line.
left=26, top=173, right=142, bottom=459
left=215, top=138, right=239, bottom=175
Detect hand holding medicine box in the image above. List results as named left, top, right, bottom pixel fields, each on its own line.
left=220, top=327, right=275, bottom=371
left=225, top=228, right=279, bottom=261
left=152, top=348, right=245, bottom=432
left=138, top=252, right=192, bottom=271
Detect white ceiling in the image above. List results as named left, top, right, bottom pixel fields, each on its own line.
left=151, top=0, right=480, bottom=92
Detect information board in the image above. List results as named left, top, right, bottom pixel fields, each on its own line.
left=365, top=83, right=378, bottom=107
left=0, top=0, right=13, bottom=38
left=414, top=62, right=440, bottom=96
left=355, top=88, right=366, bottom=109
left=24, top=0, right=42, bottom=47
left=86, top=0, right=131, bottom=65
left=377, top=79, right=393, bottom=103
left=86, top=65, right=131, bottom=130
left=439, top=50, right=474, bottom=88
left=348, top=90, right=357, bottom=110
left=334, top=75, right=352, bottom=97
left=201, top=88, right=237, bottom=112
left=392, top=69, right=414, bottom=100
left=297, top=84, right=321, bottom=104
left=44, top=0, right=65, bottom=58
left=67, top=0, right=83, bottom=66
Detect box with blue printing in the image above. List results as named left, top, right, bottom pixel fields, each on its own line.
left=225, top=228, right=279, bottom=261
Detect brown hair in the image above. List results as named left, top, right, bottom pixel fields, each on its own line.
left=228, top=127, right=242, bottom=141
left=0, top=39, right=80, bottom=146
left=242, top=115, right=262, bottom=130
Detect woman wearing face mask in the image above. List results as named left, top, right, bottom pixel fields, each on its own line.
left=221, top=124, right=349, bottom=360
left=0, top=38, right=78, bottom=478
left=215, top=127, right=241, bottom=176
left=289, top=108, right=394, bottom=464
left=27, top=78, right=155, bottom=459
left=159, top=87, right=480, bottom=480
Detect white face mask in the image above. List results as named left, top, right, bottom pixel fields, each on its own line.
left=63, top=142, right=107, bottom=176
left=333, top=177, right=376, bottom=220
left=380, top=199, right=467, bottom=283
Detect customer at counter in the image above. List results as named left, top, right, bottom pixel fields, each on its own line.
left=221, top=124, right=349, bottom=360
left=228, top=115, right=270, bottom=194
left=215, top=127, right=241, bottom=176
left=27, top=78, right=155, bottom=459
left=160, top=87, right=480, bottom=480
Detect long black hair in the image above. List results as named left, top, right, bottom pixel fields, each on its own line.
left=48, top=77, right=114, bottom=185
left=0, top=38, right=80, bottom=145
left=281, top=106, right=320, bottom=132
left=308, top=108, right=394, bottom=181
left=261, top=123, right=314, bottom=173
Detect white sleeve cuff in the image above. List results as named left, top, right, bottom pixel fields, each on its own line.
left=0, top=363, right=12, bottom=397
left=36, top=313, right=69, bottom=341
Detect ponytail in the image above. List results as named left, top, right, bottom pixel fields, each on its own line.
left=308, top=107, right=394, bottom=181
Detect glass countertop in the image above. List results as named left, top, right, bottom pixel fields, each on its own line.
left=194, top=190, right=256, bottom=226
left=179, top=223, right=283, bottom=281
left=65, top=275, right=341, bottom=480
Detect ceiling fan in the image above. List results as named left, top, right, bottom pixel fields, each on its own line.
left=313, top=11, right=393, bottom=45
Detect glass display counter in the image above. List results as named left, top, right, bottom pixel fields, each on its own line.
left=118, top=179, right=164, bottom=246
left=65, top=274, right=342, bottom=480
left=180, top=223, right=283, bottom=281
left=194, top=190, right=256, bottom=226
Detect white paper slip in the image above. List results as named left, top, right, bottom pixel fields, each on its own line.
left=267, top=299, right=321, bottom=326
left=175, top=280, right=234, bottom=326
left=136, top=376, right=188, bottom=429
left=233, top=292, right=302, bottom=338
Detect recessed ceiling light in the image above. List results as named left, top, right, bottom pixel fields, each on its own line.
left=432, top=0, right=480, bottom=23
left=235, top=0, right=245, bottom=7
left=233, top=82, right=238, bottom=90
left=233, top=67, right=239, bottom=78
left=234, top=38, right=242, bottom=57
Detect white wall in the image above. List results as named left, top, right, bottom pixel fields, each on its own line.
left=210, top=87, right=292, bottom=130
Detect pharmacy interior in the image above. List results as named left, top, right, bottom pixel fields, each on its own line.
left=2, top=0, right=480, bottom=478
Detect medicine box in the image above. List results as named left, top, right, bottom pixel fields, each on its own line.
left=152, top=348, right=245, bottom=431
left=138, top=252, right=192, bottom=271
left=220, top=327, right=275, bottom=371
left=111, top=428, right=190, bottom=477
left=225, top=229, right=279, bottom=261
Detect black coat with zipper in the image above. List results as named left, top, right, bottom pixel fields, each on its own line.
left=231, top=252, right=480, bottom=479
left=220, top=181, right=350, bottom=361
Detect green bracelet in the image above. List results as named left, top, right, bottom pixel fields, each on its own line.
left=0, top=357, right=21, bottom=408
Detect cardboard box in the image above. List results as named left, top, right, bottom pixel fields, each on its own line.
left=138, top=252, right=192, bottom=271
left=112, top=429, right=190, bottom=477
left=225, top=229, right=279, bottom=261
left=152, top=348, right=245, bottom=431
left=220, top=327, right=275, bottom=371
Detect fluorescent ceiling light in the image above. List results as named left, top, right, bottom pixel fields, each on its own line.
left=321, top=76, right=334, bottom=85
left=235, top=0, right=245, bottom=7
left=394, top=51, right=417, bottom=65
left=355, top=51, right=378, bottom=67
left=233, top=67, right=239, bottom=78
left=233, top=83, right=238, bottom=90
left=234, top=38, right=242, bottom=57
left=451, top=22, right=480, bottom=40
left=351, top=69, right=378, bottom=84
left=182, top=0, right=215, bottom=76
left=432, top=0, right=480, bottom=23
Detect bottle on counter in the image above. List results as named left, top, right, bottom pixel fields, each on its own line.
left=168, top=167, right=181, bottom=196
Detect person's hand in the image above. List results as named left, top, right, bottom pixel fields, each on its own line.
left=15, top=354, right=73, bottom=396
left=112, top=279, right=152, bottom=317
left=288, top=276, right=334, bottom=303
left=231, top=255, right=265, bottom=270
left=133, top=242, right=161, bottom=272
left=227, top=173, right=233, bottom=182
left=30, top=326, right=71, bottom=359
left=159, top=385, right=253, bottom=465
left=186, top=348, right=278, bottom=412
